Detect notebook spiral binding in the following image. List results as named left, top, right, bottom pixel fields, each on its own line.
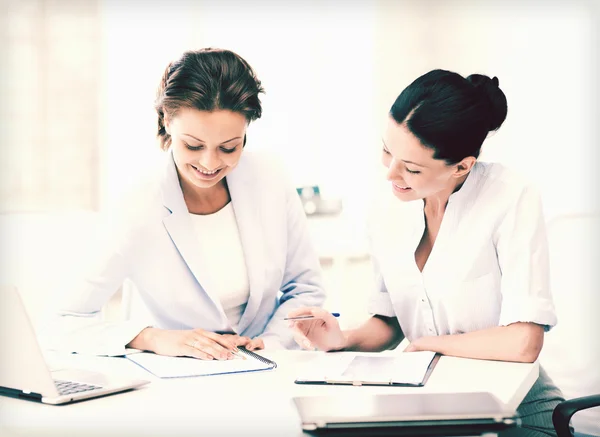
left=239, top=347, right=278, bottom=368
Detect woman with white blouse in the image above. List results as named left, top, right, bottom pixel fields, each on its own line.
left=289, top=70, right=564, bottom=436
left=55, top=49, right=325, bottom=360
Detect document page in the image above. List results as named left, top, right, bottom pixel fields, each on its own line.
left=128, top=351, right=271, bottom=378
left=296, top=351, right=437, bottom=386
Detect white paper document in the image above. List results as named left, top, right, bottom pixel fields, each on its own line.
left=127, top=349, right=276, bottom=378
left=295, top=350, right=438, bottom=386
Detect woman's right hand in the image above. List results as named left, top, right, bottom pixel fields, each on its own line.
left=287, top=307, right=347, bottom=352
left=128, top=328, right=251, bottom=360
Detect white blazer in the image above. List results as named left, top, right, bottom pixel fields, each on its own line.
left=54, top=150, right=325, bottom=356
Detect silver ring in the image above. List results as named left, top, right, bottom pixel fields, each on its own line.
left=192, top=339, right=199, bottom=349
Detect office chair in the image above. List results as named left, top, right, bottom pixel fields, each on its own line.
left=553, top=395, right=600, bottom=437
left=542, top=213, right=600, bottom=437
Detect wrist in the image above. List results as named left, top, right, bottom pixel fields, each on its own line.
left=337, top=330, right=353, bottom=351
left=415, top=335, right=441, bottom=353
left=131, top=327, right=160, bottom=352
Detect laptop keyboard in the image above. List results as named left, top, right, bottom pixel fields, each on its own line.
left=54, top=380, right=102, bottom=396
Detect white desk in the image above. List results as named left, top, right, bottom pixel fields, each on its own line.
left=0, top=351, right=539, bottom=437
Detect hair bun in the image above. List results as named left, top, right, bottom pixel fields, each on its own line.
left=467, top=73, right=507, bottom=131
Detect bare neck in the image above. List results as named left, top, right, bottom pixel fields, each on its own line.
left=423, top=174, right=468, bottom=217
left=179, top=176, right=231, bottom=215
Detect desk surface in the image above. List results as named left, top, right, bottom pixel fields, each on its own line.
left=0, top=350, right=539, bottom=437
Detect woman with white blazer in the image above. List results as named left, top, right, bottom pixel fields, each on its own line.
left=56, top=48, right=325, bottom=360
left=289, top=70, right=565, bottom=436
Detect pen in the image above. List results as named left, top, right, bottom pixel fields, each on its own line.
left=284, top=312, right=340, bottom=321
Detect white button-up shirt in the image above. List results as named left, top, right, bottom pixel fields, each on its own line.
left=368, top=161, right=557, bottom=341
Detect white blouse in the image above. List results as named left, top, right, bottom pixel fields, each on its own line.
left=368, top=161, right=557, bottom=341
left=189, top=203, right=250, bottom=332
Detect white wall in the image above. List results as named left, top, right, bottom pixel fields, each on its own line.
left=99, top=0, right=197, bottom=209
left=374, top=0, right=599, bottom=220
left=100, top=0, right=598, bottom=232
left=100, top=0, right=379, bottom=225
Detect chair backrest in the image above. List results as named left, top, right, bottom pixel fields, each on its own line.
left=539, top=213, right=600, bottom=436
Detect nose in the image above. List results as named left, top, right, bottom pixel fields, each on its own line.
left=385, top=157, right=400, bottom=181
left=198, top=150, right=221, bottom=171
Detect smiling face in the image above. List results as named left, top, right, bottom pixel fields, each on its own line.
left=166, top=108, right=247, bottom=193
left=382, top=116, right=475, bottom=202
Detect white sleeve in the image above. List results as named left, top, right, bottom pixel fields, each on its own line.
left=367, top=254, right=396, bottom=317
left=366, top=210, right=396, bottom=318
left=495, top=185, right=557, bottom=331
left=48, top=210, right=150, bottom=356
left=257, top=160, right=326, bottom=350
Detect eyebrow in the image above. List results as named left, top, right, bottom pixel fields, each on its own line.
left=382, top=139, right=427, bottom=168
left=182, top=133, right=242, bottom=145
left=402, top=159, right=426, bottom=167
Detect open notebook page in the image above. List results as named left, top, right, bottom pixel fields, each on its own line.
left=296, top=351, right=437, bottom=385
left=127, top=351, right=273, bottom=378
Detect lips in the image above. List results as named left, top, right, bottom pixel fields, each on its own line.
left=190, top=164, right=222, bottom=180
left=392, top=182, right=412, bottom=193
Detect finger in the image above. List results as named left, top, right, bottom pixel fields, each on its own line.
left=288, top=308, right=338, bottom=327
left=245, top=339, right=256, bottom=351
left=292, top=326, right=314, bottom=350
left=233, top=336, right=252, bottom=347
left=183, top=345, right=214, bottom=360
left=294, top=320, right=315, bottom=333
left=251, top=338, right=264, bottom=350
left=292, top=320, right=323, bottom=340
left=245, top=338, right=264, bottom=351
left=195, top=330, right=237, bottom=351
left=220, top=334, right=251, bottom=350
left=220, top=334, right=248, bottom=349
left=306, top=308, right=339, bottom=324
left=193, top=337, right=233, bottom=360
left=206, top=332, right=238, bottom=351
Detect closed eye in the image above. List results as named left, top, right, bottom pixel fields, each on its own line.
left=406, top=168, right=421, bottom=174
left=184, top=143, right=237, bottom=153
left=220, top=146, right=237, bottom=154
left=184, top=142, right=202, bottom=151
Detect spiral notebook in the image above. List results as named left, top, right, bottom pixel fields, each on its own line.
left=127, top=347, right=277, bottom=378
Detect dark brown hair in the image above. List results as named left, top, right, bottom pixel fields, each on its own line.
left=155, top=48, right=264, bottom=150
left=390, top=69, right=508, bottom=164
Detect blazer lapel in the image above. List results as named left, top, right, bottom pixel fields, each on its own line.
left=160, top=152, right=228, bottom=323
left=227, top=157, right=266, bottom=334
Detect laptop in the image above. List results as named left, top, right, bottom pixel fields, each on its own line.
left=293, top=392, right=520, bottom=434
left=0, top=286, right=150, bottom=405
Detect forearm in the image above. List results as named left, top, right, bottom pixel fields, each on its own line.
left=51, top=312, right=150, bottom=356
left=343, top=315, right=404, bottom=352
left=412, top=322, right=544, bottom=363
